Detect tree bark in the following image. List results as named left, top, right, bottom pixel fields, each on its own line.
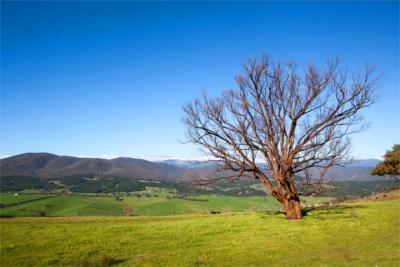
left=283, top=196, right=302, bottom=220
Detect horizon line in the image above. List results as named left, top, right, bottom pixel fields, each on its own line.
left=0, top=152, right=381, bottom=162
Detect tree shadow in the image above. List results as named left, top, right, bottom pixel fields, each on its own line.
left=263, top=210, right=286, bottom=216
left=302, top=204, right=366, bottom=220
left=257, top=204, right=366, bottom=220
left=257, top=210, right=287, bottom=219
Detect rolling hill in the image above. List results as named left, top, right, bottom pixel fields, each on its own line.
left=0, top=153, right=384, bottom=183
left=0, top=153, right=187, bottom=182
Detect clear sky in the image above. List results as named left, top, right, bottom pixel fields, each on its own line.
left=1, top=1, right=399, bottom=160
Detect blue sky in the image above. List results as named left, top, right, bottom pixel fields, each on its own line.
left=1, top=1, right=399, bottom=160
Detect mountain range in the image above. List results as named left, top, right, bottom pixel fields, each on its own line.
left=0, top=153, right=382, bottom=182
left=0, top=153, right=187, bottom=182
left=158, top=158, right=382, bottom=181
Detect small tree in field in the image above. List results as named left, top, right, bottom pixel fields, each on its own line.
left=183, top=55, right=376, bottom=219
left=372, top=144, right=400, bottom=182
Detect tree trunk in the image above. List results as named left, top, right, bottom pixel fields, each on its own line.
left=283, top=196, right=302, bottom=220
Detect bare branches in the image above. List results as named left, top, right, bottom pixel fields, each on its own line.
left=183, top=55, right=376, bottom=203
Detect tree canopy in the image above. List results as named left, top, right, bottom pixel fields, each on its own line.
left=372, top=144, right=400, bottom=181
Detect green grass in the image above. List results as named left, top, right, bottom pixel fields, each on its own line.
left=0, top=193, right=331, bottom=217
left=1, top=195, right=399, bottom=266
left=0, top=193, right=53, bottom=206
left=127, top=195, right=330, bottom=216
left=0, top=195, right=129, bottom=216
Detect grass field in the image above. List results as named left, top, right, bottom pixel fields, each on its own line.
left=0, top=193, right=53, bottom=206
left=1, top=190, right=399, bottom=266
left=0, top=193, right=330, bottom=217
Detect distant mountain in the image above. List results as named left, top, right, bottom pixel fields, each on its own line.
left=0, top=153, right=382, bottom=183
left=0, top=153, right=188, bottom=182
left=346, top=159, right=380, bottom=168
left=324, top=165, right=380, bottom=181
left=293, top=159, right=381, bottom=181
left=158, top=159, right=217, bottom=169
left=160, top=158, right=382, bottom=181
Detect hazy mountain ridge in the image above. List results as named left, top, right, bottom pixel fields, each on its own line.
left=0, top=153, right=382, bottom=182
left=157, top=159, right=218, bottom=169
left=161, top=158, right=382, bottom=181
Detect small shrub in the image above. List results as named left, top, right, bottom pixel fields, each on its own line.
left=208, top=209, right=221, bottom=214
left=37, top=210, right=46, bottom=216
left=122, top=206, right=134, bottom=216
left=349, top=208, right=357, bottom=218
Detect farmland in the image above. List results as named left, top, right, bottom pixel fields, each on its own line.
left=0, top=193, right=330, bottom=217
left=1, top=190, right=399, bottom=266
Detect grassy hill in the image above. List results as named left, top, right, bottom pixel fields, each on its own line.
left=0, top=193, right=330, bottom=217
left=1, top=190, right=399, bottom=266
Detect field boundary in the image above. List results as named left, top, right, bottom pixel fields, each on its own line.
left=0, top=195, right=56, bottom=208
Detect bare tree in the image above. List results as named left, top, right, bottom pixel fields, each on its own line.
left=183, top=55, right=376, bottom=219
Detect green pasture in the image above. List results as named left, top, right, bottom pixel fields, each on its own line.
left=0, top=193, right=330, bottom=217
left=0, top=193, right=53, bottom=206
left=1, top=194, right=399, bottom=266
